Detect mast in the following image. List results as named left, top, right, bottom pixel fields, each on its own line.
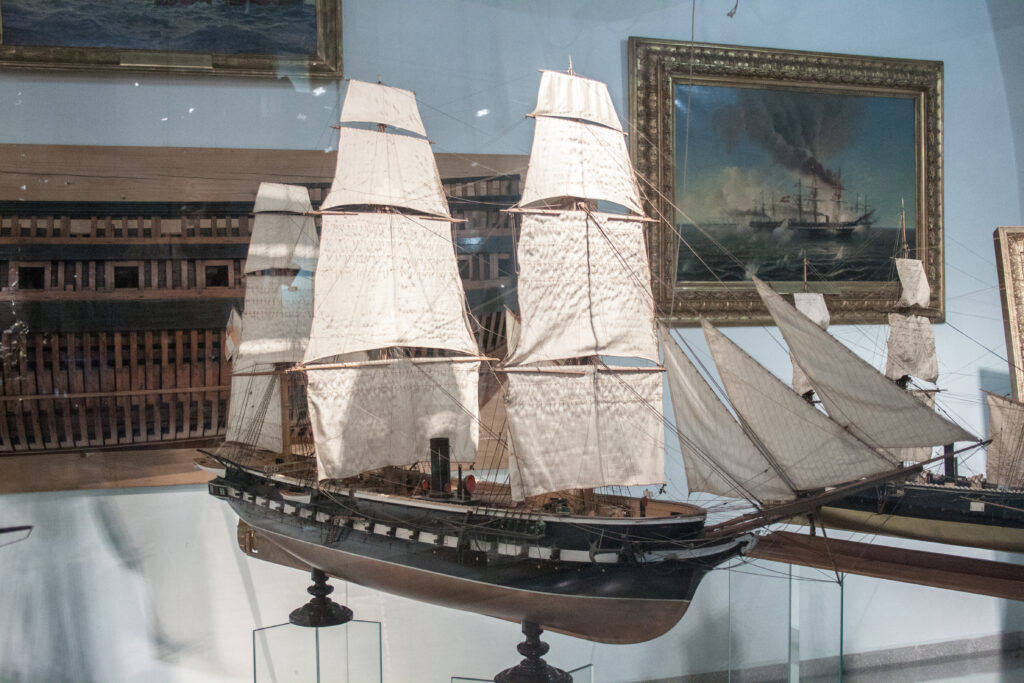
left=790, top=288, right=829, bottom=398
left=225, top=182, right=319, bottom=456
left=503, top=69, right=664, bottom=501
left=302, top=79, right=481, bottom=481
left=899, top=198, right=909, bottom=259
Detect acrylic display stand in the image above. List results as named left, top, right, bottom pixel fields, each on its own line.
left=726, top=559, right=844, bottom=680
left=253, top=620, right=382, bottom=683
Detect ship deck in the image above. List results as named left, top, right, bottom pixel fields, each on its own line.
left=203, top=446, right=707, bottom=521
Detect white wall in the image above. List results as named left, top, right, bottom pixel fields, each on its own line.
left=2, top=1, right=1023, bottom=681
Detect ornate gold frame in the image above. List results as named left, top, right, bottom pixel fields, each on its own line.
left=995, top=226, right=1024, bottom=399
left=628, top=37, right=944, bottom=325
left=0, top=0, right=341, bottom=78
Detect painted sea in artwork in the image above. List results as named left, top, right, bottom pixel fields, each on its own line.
left=676, top=224, right=914, bottom=283
left=2, top=0, right=317, bottom=56
left=674, top=83, right=917, bottom=283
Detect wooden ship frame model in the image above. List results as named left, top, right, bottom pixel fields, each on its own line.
left=0, top=144, right=521, bottom=492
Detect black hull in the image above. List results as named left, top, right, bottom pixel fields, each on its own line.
left=210, top=469, right=754, bottom=643
left=818, top=482, right=1024, bottom=553
left=787, top=214, right=872, bottom=239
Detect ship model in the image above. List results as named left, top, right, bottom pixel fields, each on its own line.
left=807, top=206, right=1024, bottom=551
left=203, top=71, right=975, bottom=644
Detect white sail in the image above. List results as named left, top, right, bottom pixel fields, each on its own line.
left=661, top=329, right=794, bottom=502
left=985, top=392, right=1024, bottom=490
left=307, top=360, right=480, bottom=481
left=237, top=273, right=314, bottom=364
left=754, top=277, right=974, bottom=448
left=703, top=321, right=898, bottom=491
left=532, top=70, right=623, bottom=131
left=225, top=359, right=282, bottom=453
left=885, top=313, right=939, bottom=382
left=304, top=212, right=478, bottom=363
left=475, top=371, right=510, bottom=470
left=504, top=307, right=521, bottom=359
left=519, top=117, right=642, bottom=214
left=793, top=293, right=830, bottom=327
left=253, top=182, right=313, bottom=215
left=225, top=307, right=243, bottom=362
left=895, top=258, right=930, bottom=308
left=340, top=79, right=427, bottom=136
left=892, top=391, right=936, bottom=463
left=320, top=127, right=449, bottom=217
left=506, top=211, right=658, bottom=365
left=245, top=212, right=319, bottom=273
left=505, top=366, right=664, bottom=500
left=791, top=293, right=829, bottom=395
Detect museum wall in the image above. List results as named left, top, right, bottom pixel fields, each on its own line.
left=1, top=1, right=1023, bottom=681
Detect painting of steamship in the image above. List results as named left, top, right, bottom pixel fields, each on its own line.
left=673, top=83, right=916, bottom=283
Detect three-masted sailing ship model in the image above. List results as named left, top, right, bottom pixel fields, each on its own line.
left=203, top=71, right=976, bottom=644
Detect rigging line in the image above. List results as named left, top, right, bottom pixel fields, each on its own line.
left=591, top=354, right=760, bottom=509
left=675, top=327, right=874, bottom=496
left=633, top=171, right=747, bottom=289
left=947, top=234, right=997, bottom=269
left=672, top=328, right=801, bottom=497
left=413, top=74, right=536, bottom=139
left=665, top=331, right=782, bottom=504
left=667, top=0, right=697, bottom=320
left=817, top=522, right=844, bottom=585
left=947, top=260, right=1000, bottom=290
left=945, top=318, right=1016, bottom=371
left=583, top=207, right=658, bottom=309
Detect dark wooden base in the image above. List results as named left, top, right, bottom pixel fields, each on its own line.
left=288, top=568, right=353, bottom=628
left=494, top=622, right=571, bottom=683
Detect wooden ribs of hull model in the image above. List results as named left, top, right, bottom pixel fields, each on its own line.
left=0, top=156, right=523, bottom=456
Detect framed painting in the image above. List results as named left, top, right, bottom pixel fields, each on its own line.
left=0, top=0, right=341, bottom=78
left=628, top=38, right=944, bottom=325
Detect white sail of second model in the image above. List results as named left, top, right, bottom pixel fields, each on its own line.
left=985, top=392, right=1024, bottom=489
left=754, top=277, right=974, bottom=449
left=790, top=292, right=829, bottom=396
left=226, top=182, right=319, bottom=453
left=886, top=258, right=939, bottom=383
left=504, top=69, right=663, bottom=501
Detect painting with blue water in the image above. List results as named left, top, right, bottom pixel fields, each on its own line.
left=1, top=0, right=318, bottom=56
left=674, top=83, right=917, bottom=283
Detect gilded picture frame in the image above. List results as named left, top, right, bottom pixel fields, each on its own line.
left=994, top=226, right=1024, bottom=400
left=628, top=37, right=944, bottom=325
left=0, top=0, right=341, bottom=78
